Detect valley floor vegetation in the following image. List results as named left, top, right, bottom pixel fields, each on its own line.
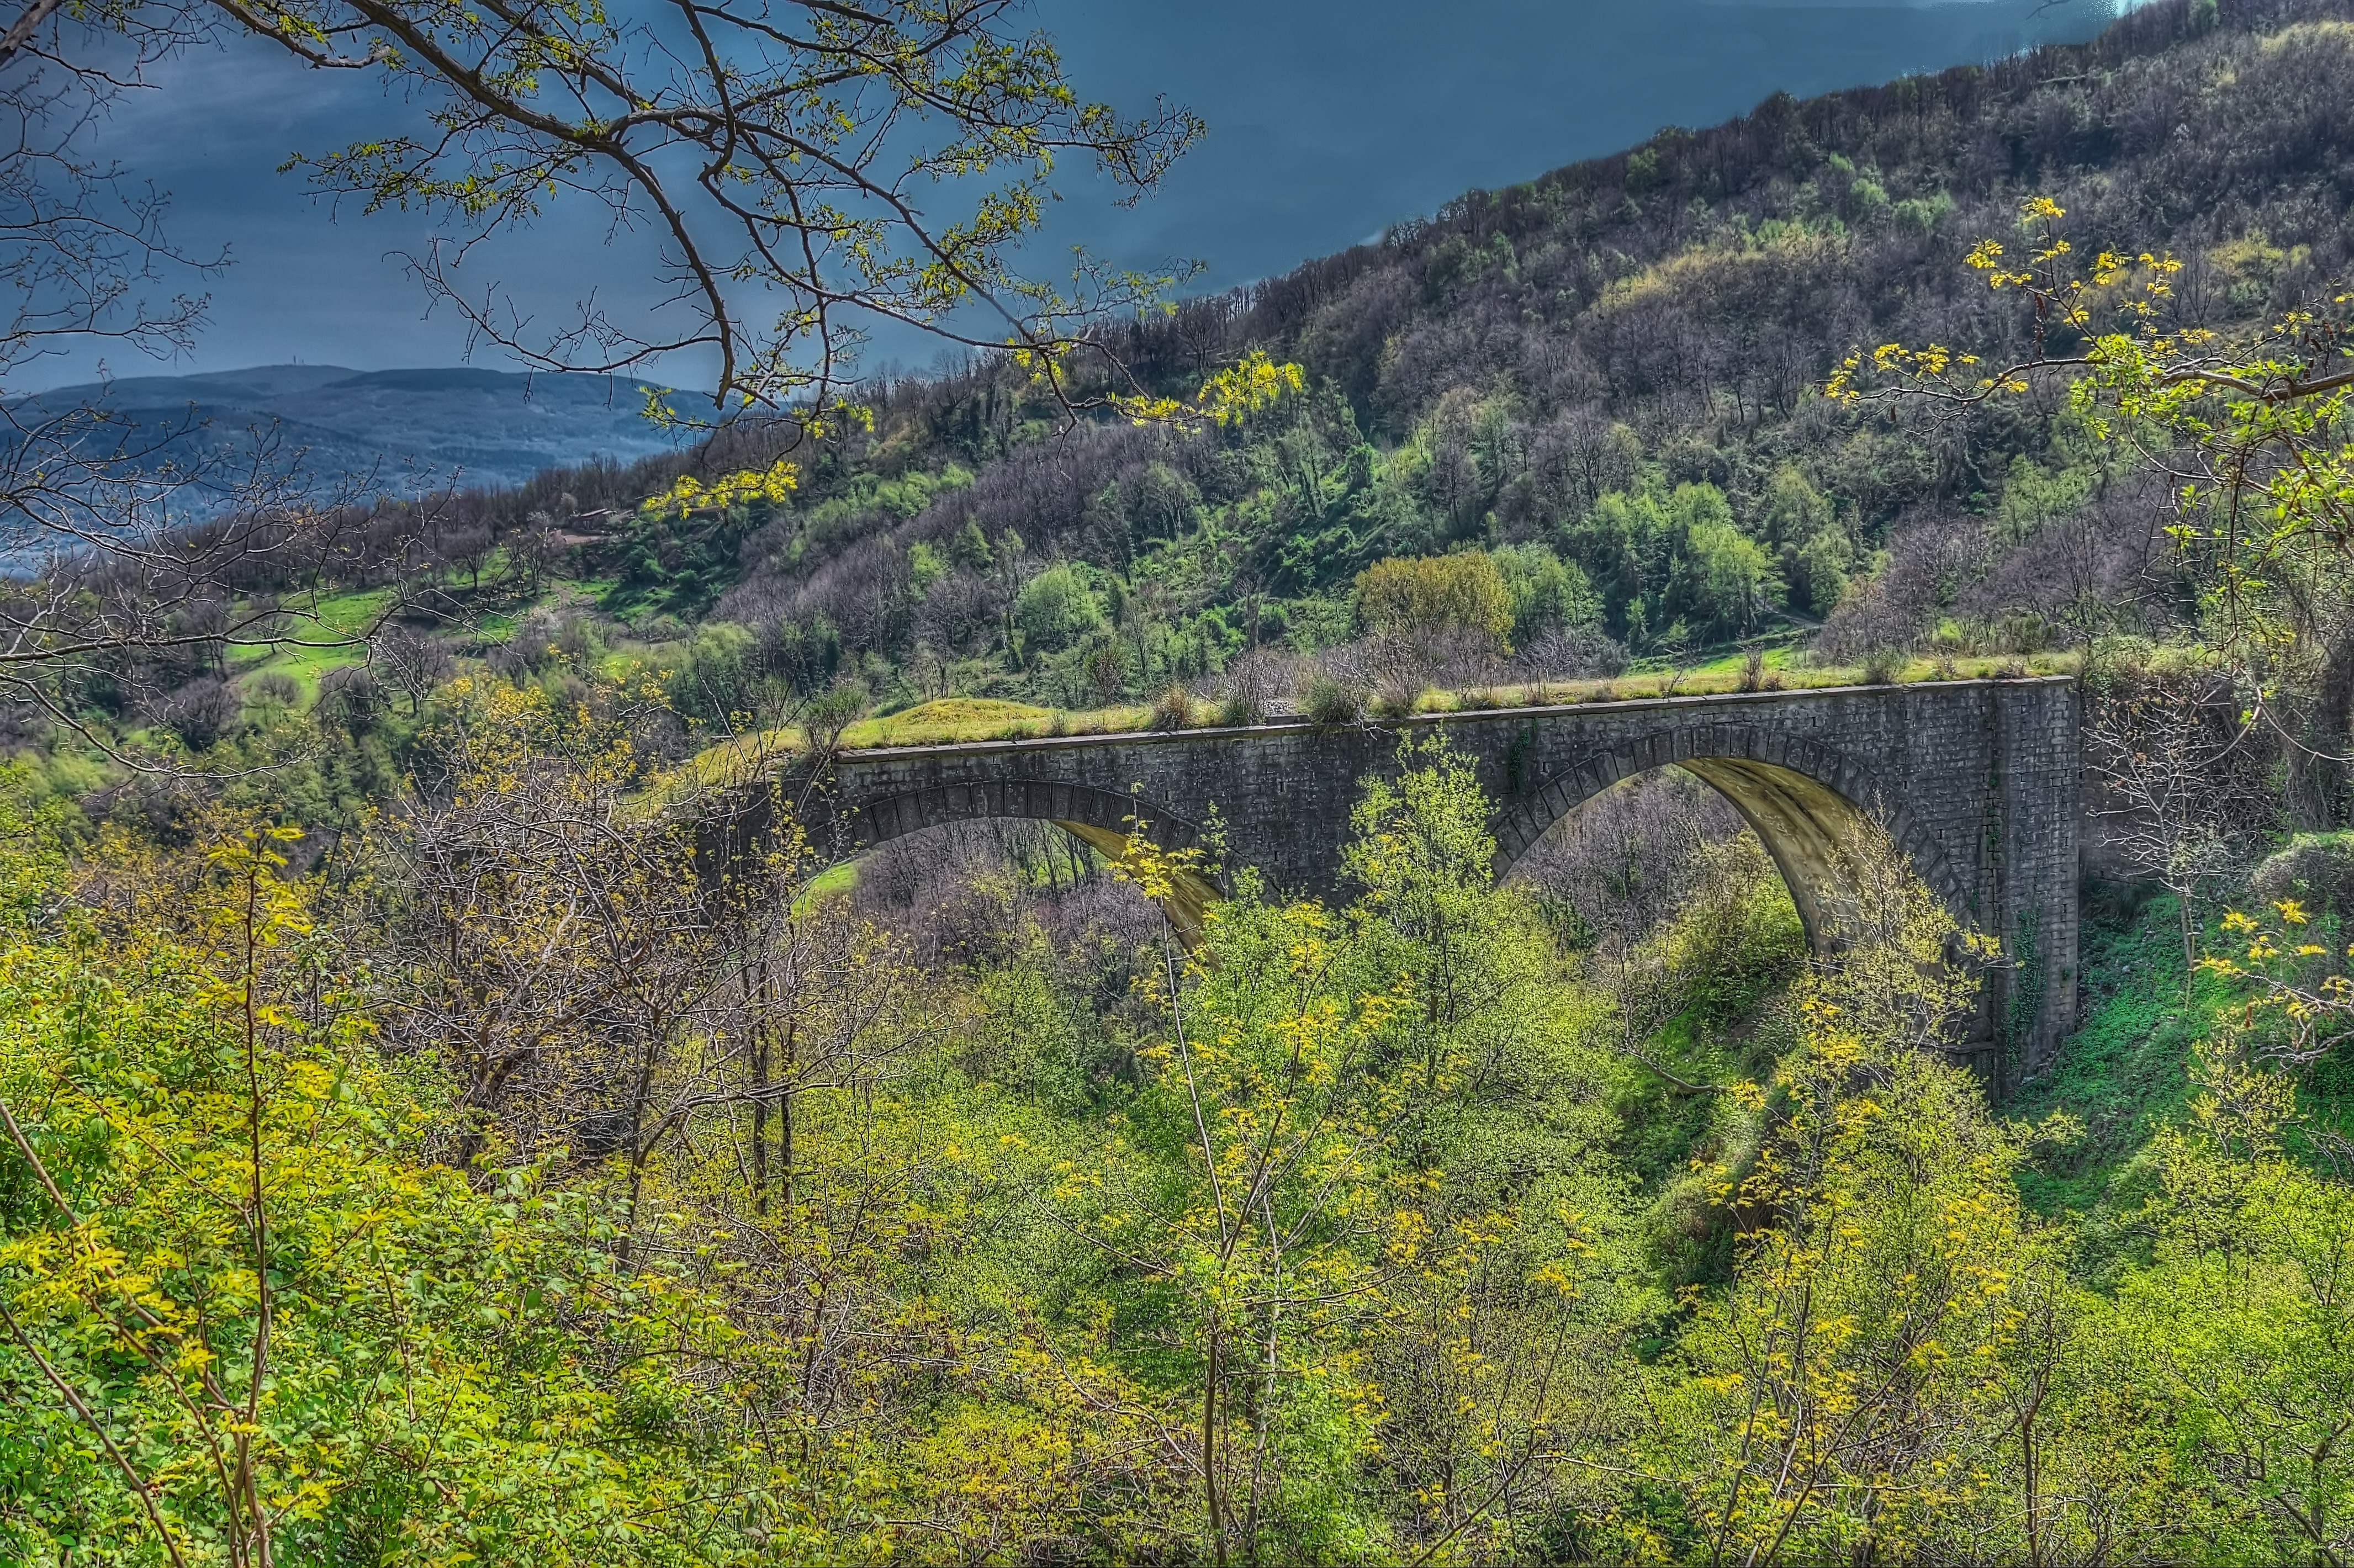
left=10, top=671, right=2354, bottom=1567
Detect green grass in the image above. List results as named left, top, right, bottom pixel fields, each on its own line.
left=1431, top=650, right=2078, bottom=710
left=232, top=587, right=395, bottom=699
left=793, top=860, right=858, bottom=913
left=842, top=697, right=1062, bottom=748
left=674, top=654, right=2088, bottom=796
left=928, top=653, right=2073, bottom=746
left=1617, top=993, right=1795, bottom=1182
left=1627, top=628, right=1809, bottom=678
left=2008, top=894, right=2218, bottom=1228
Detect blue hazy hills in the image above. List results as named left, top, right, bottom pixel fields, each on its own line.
left=12, top=365, right=689, bottom=494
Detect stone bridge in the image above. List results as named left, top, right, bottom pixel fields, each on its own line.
left=704, top=676, right=2081, bottom=1090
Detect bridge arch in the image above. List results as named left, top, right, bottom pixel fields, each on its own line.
left=1491, top=723, right=1969, bottom=953
left=817, top=776, right=1220, bottom=934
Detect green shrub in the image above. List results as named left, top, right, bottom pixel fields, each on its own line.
left=1301, top=674, right=1366, bottom=726
left=1490, top=543, right=1602, bottom=644
left=1355, top=554, right=1513, bottom=645
left=1014, top=563, right=1104, bottom=654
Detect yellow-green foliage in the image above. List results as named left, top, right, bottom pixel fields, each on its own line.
left=1642, top=1011, right=2066, bottom=1564
left=845, top=696, right=1059, bottom=746
left=1109, top=347, right=1306, bottom=427
left=1353, top=553, right=1515, bottom=644
left=1036, top=741, right=1656, bottom=1564
left=21, top=718, right=2354, bottom=1566
left=0, top=825, right=757, bottom=1566
left=639, top=456, right=800, bottom=520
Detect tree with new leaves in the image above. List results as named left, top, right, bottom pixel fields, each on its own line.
left=1082, top=838, right=1413, bottom=1564
left=1337, top=740, right=1648, bottom=1562
left=1637, top=834, right=2066, bottom=1567
left=1054, top=743, right=1643, bottom=1565
left=1355, top=554, right=1515, bottom=649
left=0, top=799, right=759, bottom=1566
left=2, top=0, right=1203, bottom=426
left=2098, top=1027, right=2354, bottom=1564
left=0, top=0, right=1212, bottom=758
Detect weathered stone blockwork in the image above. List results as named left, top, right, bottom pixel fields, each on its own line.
left=712, top=676, right=2081, bottom=1092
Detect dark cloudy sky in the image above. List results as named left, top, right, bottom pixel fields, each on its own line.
left=55, top=0, right=2122, bottom=390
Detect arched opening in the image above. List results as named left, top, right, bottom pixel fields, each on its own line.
left=1507, top=766, right=1803, bottom=955
left=808, top=778, right=1220, bottom=938
left=822, top=817, right=1160, bottom=957
left=1494, top=728, right=1996, bottom=1078
left=1505, top=765, right=1818, bottom=1141
left=1492, top=726, right=1969, bottom=954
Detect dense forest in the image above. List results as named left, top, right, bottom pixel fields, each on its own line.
left=12, top=0, right=2354, bottom=1561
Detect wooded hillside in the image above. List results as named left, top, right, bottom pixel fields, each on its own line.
left=145, top=0, right=2345, bottom=727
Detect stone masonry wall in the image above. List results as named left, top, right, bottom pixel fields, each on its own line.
left=714, top=676, right=2082, bottom=1092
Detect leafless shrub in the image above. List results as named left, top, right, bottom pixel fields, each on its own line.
left=1036, top=872, right=1164, bottom=962
left=1325, top=634, right=1416, bottom=717
left=316, top=666, right=388, bottom=732
left=1961, top=463, right=2178, bottom=646
left=1514, top=768, right=1749, bottom=948
left=488, top=608, right=565, bottom=677
left=348, top=702, right=926, bottom=1227
left=1320, top=625, right=1504, bottom=718
left=376, top=624, right=458, bottom=713
left=853, top=818, right=1148, bottom=976
left=244, top=672, right=300, bottom=709
left=912, top=568, right=998, bottom=656
left=1216, top=647, right=1292, bottom=725
left=1516, top=624, right=1628, bottom=682
left=1817, top=511, right=1989, bottom=663
left=781, top=537, right=915, bottom=658
left=145, top=677, right=243, bottom=751
left=2085, top=669, right=2273, bottom=992
left=856, top=819, right=1036, bottom=918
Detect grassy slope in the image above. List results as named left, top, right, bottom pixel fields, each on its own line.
left=2008, top=894, right=2217, bottom=1239
left=232, top=587, right=393, bottom=697
left=2010, top=886, right=2354, bottom=1235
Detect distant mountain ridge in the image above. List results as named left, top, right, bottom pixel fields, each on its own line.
left=13, top=364, right=691, bottom=492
